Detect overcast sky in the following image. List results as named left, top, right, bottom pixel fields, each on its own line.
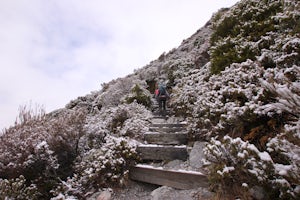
left=0, top=0, right=239, bottom=129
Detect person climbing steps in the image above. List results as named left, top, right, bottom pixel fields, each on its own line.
left=154, top=82, right=170, bottom=116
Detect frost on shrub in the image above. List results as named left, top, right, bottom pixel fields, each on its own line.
left=124, top=84, right=152, bottom=108
left=0, top=175, right=40, bottom=200
left=267, top=135, right=300, bottom=198
left=257, top=66, right=300, bottom=119
left=87, top=102, right=151, bottom=139
left=0, top=107, right=87, bottom=199
left=52, top=136, right=139, bottom=199
left=209, top=0, right=300, bottom=74
left=171, top=60, right=272, bottom=140
left=95, top=77, right=136, bottom=107
left=204, top=136, right=300, bottom=199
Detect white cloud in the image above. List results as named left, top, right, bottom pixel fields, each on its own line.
left=0, top=0, right=239, bottom=129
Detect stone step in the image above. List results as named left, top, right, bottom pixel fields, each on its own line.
left=129, top=164, right=208, bottom=190
left=149, top=126, right=186, bottom=133
left=144, top=132, right=188, bottom=145
left=137, top=145, right=188, bottom=161
left=151, top=115, right=168, bottom=120
left=152, top=111, right=171, bottom=117
left=150, top=123, right=187, bottom=128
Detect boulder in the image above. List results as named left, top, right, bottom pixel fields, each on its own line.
left=189, top=141, right=206, bottom=170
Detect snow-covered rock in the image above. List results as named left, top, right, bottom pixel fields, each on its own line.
left=189, top=141, right=206, bottom=170
left=151, top=186, right=212, bottom=200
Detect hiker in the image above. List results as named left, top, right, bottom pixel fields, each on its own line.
left=156, top=83, right=169, bottom=114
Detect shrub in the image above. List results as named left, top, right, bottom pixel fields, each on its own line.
left=0, top=107, right=87, bottom=199
left=51, top=136, right=139, bottom=199
left=0, top=175, right=41, bottom=200
left=47, top=109, right=87, bottom=180
left=93, top=102, right=151, bottom=139
left=204, top=136, right=299, bottom=199
left=125, top=84, right=152, bottom=108
left=96, top=77, right=136, bottom=107
left=209, top=0, right=284, bottom=74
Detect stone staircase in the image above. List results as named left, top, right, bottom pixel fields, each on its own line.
left=129, top=105, right=208, bottom=190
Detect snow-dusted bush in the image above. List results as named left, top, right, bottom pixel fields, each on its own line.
left=95, top=77, right=135, bottom=107
left=0, top=175, right=40, bottom=200
left=256, top=66, right=300, bottom=118
left=209, top=0, right=300, bottom=75
left=65, top=92, right=99, bottom=111
left=46, top=109, right=87, bottom=180
left=51, top=136, right=139, bottom=199
left=165, top=3, right=300, bottom=197
left=124, top=84, right=152, bottom=108
left=210, top=0, right=283, bottom=74
left=0, top=101, right=144, bottom=199
left=87, top=102, right=151, bottom=139
left=204, top=136, right=299, bottom=199
left=0, top=107, right=87, bottom=199
left=171, top=60, right=272, bottom=141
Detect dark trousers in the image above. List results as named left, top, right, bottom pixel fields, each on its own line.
left=159, top=99, right=166, bottom=111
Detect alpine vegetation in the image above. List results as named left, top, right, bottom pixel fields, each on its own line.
left=0, top=82, right=152, bottom=199
left=1, top=0, right=299, bottom=199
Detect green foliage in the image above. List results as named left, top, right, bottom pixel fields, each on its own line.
left=211, top=16, right=239, bottom=44
left=125, top=84, right=151, bottom=108
left=210, top=0, right=283, bottom=74
left=210, top=40, right=256, bottom=74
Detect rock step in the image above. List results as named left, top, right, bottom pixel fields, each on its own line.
left=129, top=164, right=208, bottom=190
left=149, top=126, right=186, bottom=133
left=150, top=123, right=186, bottom=128
left=152, top=112, right=171, bottom=117
left=151, top=115, right=168, bottom=120
left=144, top=132, right=188, bottom=145
left=137, top=145, right=188, bottom=161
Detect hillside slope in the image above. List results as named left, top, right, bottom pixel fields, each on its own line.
left=0, top=0, right=299, bottom=199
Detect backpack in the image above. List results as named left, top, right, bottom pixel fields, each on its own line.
left=158, top=86, right=167, bottom=100
left=159, top=85, right=166, bottom=95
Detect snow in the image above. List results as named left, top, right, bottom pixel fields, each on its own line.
left=36, top=141, right=48, bottom=150
left=237, top=150, right=247, bottom=159
left=135, top=164, right=163, bottom=170
left=258, top=152, right=273, bottom=162
left=275, top=164, right=293, bottom=176
left=217, top=166, right=235, bottom=176
left=135, top=164, right=205, bottom=175
left=242, top=183, right=248, bottom=187
left=138, top=144, right=187, bottom=149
